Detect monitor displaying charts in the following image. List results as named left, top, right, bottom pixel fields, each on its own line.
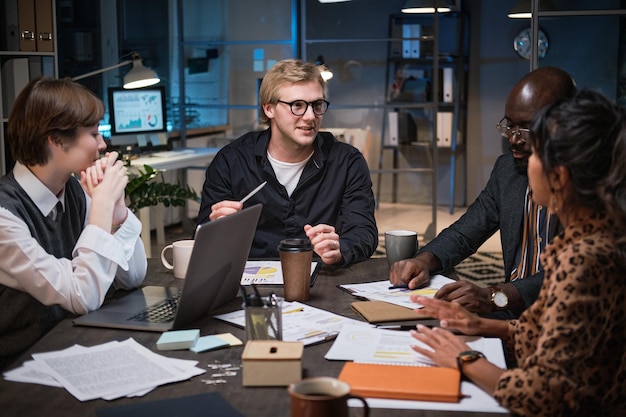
left=107, top=86, right=169, bottom=152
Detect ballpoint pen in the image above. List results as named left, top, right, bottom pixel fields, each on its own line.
left=388, top=284, right=409, bottom=290
left=266, top=291, right=280, bottom=340
left=283, top=307, right=304, bottom=314
left=245, top=285, right=268, bottom=340
left=240, top=285, right=250, bottom=306
left=240, top=181, right=267, bottom=204
left=376, top=325, right=416, bottom=331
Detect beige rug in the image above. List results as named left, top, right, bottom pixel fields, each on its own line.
left=375, top=245, right=505, bottom=288
left=454, top=252, right=505, bottom=287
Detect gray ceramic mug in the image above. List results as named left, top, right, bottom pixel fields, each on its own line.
left=384, top=230, right=418, bottom=266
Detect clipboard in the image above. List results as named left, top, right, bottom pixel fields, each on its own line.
left=351, top=300, right=434, bottom=324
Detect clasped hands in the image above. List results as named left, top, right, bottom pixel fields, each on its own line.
left=80, top=151, right=129, bottom=232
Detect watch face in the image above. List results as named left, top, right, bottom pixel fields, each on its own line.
left=493, top=291, right=508, bottom=308
left=513, top=28, right=549, bottom=60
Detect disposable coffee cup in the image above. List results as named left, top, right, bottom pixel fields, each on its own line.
left=278, top=238, right=313, bottom=302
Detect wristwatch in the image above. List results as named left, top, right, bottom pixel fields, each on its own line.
left=456, top=350, right=486, bottom=375
left=489, top=286, right=509, bottom=309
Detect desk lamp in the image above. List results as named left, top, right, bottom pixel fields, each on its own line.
left=70, top=52, right=160, bottom=89
left=508, top=0, right=556, bottom=18
left=401, top=0, right=455, bottom=14
left=314, top=55, right=333, bottom=81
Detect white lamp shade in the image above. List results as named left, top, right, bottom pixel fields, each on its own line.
left=402, top=0, right=452, bottom=14
left=314, top=55, right=333, bottom=81
left=123, top=59, right=160, bottom=89
left=508, top=0, right=556, bottom=18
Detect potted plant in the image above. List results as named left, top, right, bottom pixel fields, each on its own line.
left=125, top=164, right=198, bottom=213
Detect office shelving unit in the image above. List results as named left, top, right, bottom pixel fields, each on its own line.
left=0, top=0, right=58, bottom=175
left=377, top=11, right=468, bottom=234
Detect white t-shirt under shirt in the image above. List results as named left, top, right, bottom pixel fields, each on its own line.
left=267, top=151, right=313, bottom=196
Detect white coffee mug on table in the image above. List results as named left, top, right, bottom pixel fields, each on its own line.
left=160, top=239, right=194, bottom=279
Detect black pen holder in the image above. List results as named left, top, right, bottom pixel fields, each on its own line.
left=244, top=298, right=283, bottom=342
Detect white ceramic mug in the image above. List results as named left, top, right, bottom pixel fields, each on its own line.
left=384, top=230, right=418, bottom=266
left=160, top=239, right=194, bottom=279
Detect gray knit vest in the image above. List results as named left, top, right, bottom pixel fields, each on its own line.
left=0, top=173, right=86, bottom=370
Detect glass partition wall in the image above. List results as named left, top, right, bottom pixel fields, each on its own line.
left=169, top=0, right=457, bottom=239
left=174, top=0, right=296, bottom=140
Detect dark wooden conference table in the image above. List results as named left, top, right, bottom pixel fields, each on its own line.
left=0, top=257, right=510, bottom=417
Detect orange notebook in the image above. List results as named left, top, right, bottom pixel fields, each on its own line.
left=338, top=362, right=462, bottom=403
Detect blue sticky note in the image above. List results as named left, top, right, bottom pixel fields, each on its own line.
left=156, top=329, right=200, bottom=351
left=190, top=335, right=230, bottom=354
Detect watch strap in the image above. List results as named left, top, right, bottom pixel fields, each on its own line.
left=456, top=350, right=486, bottom=376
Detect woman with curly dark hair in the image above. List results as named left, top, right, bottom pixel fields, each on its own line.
left=409, top=89, right=626, bottom=416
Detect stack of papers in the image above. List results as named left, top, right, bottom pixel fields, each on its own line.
left=339, top=275, right=455, bottom=309
left=326, top=323, right=506, bottom=366
left=3, top=338, right=205, bottom=401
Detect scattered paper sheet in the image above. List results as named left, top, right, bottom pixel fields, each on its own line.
left=214, top=301, right=371, bottom=345
left=3, top=359, right=64, bottom=387
left=325, top=323, right=502, bottom=366
left=241, top=261, right=318, bottom=285
left=325, top=323, right=434, bottom=365
left=339, top=275, right=456, bottom=309
left=3, top=338, right=205, bottom=401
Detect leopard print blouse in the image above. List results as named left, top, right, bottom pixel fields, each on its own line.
left=493, top=213, right=626, bottom=416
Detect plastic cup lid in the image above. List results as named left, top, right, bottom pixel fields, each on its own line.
left=278, top=238, right=313, bottom=252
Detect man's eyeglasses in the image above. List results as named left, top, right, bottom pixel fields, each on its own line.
left=277, top=99, right=330, bottom=116
left=496, top=117, right=530, bottom=141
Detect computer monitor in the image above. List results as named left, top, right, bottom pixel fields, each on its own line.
left=107, top=86, right=169, bottom=152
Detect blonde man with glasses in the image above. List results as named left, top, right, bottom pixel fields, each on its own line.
left=197, top=59, right=377, bottom=266
left=390, top=67, right=576, bottom=319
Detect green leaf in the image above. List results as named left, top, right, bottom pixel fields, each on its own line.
left=126, top=164, right=198, bottom=213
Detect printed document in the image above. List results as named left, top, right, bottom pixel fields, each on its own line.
left=241, top=260, right=318, bottom=285
left=325, top=323, right=504, bottom=366
left=339, top=275, right=455, bottom=309
left=3, top=338, right=204, bottom=401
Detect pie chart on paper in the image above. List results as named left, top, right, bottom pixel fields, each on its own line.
left=257, top=267, right=277, bottom=275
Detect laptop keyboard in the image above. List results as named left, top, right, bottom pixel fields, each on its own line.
left=127, top=292, right=182, bottom=323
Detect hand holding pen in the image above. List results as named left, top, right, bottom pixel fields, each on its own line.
left=240, top=181, right=267, bottom=204
left=209, top=181, right=267, bottom=221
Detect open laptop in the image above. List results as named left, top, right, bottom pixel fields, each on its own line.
left=73, top=204, right=263, bottom=332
